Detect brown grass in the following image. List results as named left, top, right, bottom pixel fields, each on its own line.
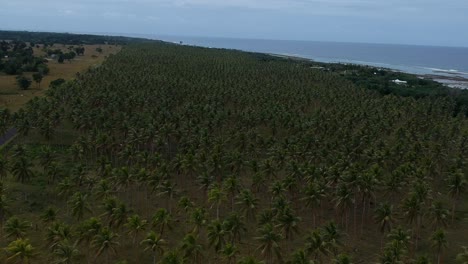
left=0, top=44, right=121, bottom=112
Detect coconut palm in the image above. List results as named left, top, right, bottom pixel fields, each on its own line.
left=0, top=194, right=10, bottom=228
left=430, top=229, right=448, bottom=264
left=160, top=250, right=184, bottom=264
left=237, top=256, right=264, bottom=264
left=301, top=182, right=325, bottom=228
left=208, top=184, right=227, bottom=219
left=152, top=208, right=173, bottom=236
left=0, top=155, right=9, bottom=180
left=289, top=249, right=315, bottom=264
left=91, top=227, right=119, bottom=264
left=125, top=214, right=148, bottom=245
left=220, top=243, right=240, bottom=264
left=428, top=201, right=449, bottom=229
left=110, top=202, right=130, bottom=228
left=77, top=217, right=102, bottom=245
left=447, top=170, right=466, bottom=223
left=140, top=231, right=166, bottom=264
left=333, top=183, right=353, bottom=231
left=321, top=222, right=342, bottom=257
left=180, top=233, right=204, bottom=263
left=236, top=189, right=258, bottom=221
left=374, top=203, right=394, bottom=246
left=4, top=217, right=31, bottom=239
left=255, top=223, right=282, bottom=264
left=52, top=240, right=80, bottom=264
left=41, top=207, right=58, bottom=225
left=10, top=156, right=34, bottom=183
left=276, top=207, right=301, bottom=240
left=223, top=213, right=247, bottom=243
left=68, top=192, right=91, bottom=221
left=304, top=229, right=328, bottom=261
left=333, top=254, right=352, bottom=264
left=4, top=238, right=36, bottom=264
left=207, top=219, right=226, bottom=253
left=46, top=222, right=73, bottom=250
left=190, top=207, right=207, bottom=234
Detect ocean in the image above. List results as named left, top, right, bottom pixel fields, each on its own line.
left=143, top=35, right=468, bottom=88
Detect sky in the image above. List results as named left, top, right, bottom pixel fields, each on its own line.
left=0, top=0, right=467, bottom=47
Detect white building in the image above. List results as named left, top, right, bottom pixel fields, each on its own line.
left=392, top=79, right=408, bottom=85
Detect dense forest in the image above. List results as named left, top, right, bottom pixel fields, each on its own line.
left=0, top=31, right=155, bottom=46
left=0, top=42, right=467, bottom=264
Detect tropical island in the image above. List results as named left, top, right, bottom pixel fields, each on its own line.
left=0, top=31, right=467, bottom=264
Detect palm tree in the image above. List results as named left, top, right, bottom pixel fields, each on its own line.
left=91, top=227, right=119, bottom=264
left=276, top=207, right=301, bottom=240
left=141, top=231, right=166, bottom=264
left=321, top=222, right=342, bottom=257
left=237, top=256, right=264, bottom=264
left=387, top=227, right=411, bottom=252
left=110, top=202, right=130, bottom=228
left=402, top=194, right=423, bottom=250
left=152, top=208, right=173, bottom=236
left=160, top=250, right=184, bottom=264
left=220, top=243, right=240, bottom=264
left=10, top=156, right=34, bottom=183
left=0, top=194, right=10, bottom=229
left=207, top=219, right=226, bottom=253
left=223, top=175, right=241, bottom=211
left=430, top=229, right=448, bottom=264
left=4, top=238, right=35, bottom=264
left=333, top=254, right=352, bottom=264
left=158, top=180, right=178, bottom=214
left=40, top=207, right=57, bottom=225
left=304, top=229, right=327, bottom=261
left=208, top=185, right=227, bottom=219
left=447, top=170, right=466, bottom=223
left=428, top=201, right=449, bottom=229
left=180, top=233, right=204, bottom=264
left=223, top=213, right=247, bottom=243
left=77, top=217, right=102, bottom=246
left=236, top=189, right=258, bottom=221
left=289, top=249, right=315, bottom=264
left=456, top=246, right=468, bottom=263
left=68, top=192, right=91, bottom=221
left=374, top=203, right=394, bottom=247
left=4, top=217, right=31, bottom=239
left=52, top=240, right=80, bottom=264
left=125, top=214, right=148, bottom=245
left=0, top=155, right=9, bottom=180
left=46, top=222, right=73, bottom=250
left=190, top=207, right=207, bottom=234
left=301, top=182, right=325, bottom=228
left=177, top=196, right=194, bottom=213
left=46, top=162, right=62, bottom=184
left=255, top=223, right=282, bottom=264
left=333, top=183, right=352, bottom=231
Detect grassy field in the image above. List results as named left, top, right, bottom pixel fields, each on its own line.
left=0, top=44, right=120, bottom=112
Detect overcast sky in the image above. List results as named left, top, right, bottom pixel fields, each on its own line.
left=0, top=0, right=467, bottom=47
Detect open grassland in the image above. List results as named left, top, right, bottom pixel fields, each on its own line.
left=1, top=43, right=467, bottom=264
left=0, top=44, right=120, bottom=112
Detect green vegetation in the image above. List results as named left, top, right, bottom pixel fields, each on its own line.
left=0, top=30, right=156, bottom=46
left=301, top=61, right=468, bottom=115
left=0, top=42, right=467, bottom=263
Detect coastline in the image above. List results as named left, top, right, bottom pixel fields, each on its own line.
left=269, top=52, right=468, bottom=90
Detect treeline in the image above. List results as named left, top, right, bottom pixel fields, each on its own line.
left=0, top=30, right=157, bottom=46
left=0, top=40, right=49, bottom=75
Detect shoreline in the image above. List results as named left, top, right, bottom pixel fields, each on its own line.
left=269, top=52, right=468, bottom=90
